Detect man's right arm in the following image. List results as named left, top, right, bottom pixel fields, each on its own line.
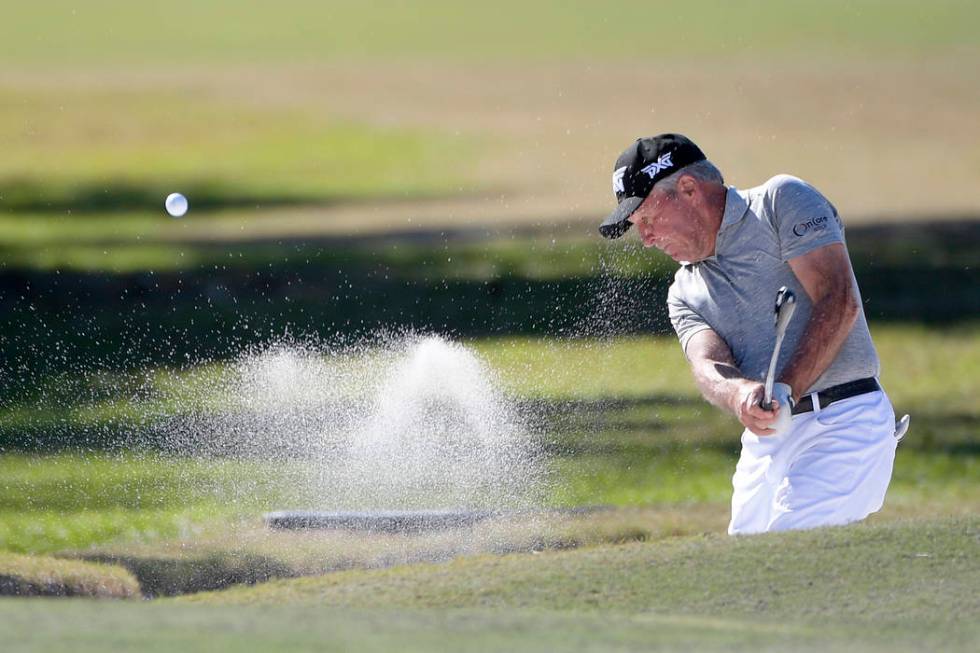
left=685, top=329, right=781, bottom=436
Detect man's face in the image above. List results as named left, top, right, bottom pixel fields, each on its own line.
left=627, top=185, right=709, bottom=262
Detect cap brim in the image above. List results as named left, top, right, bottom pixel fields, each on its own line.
left=599, top=196, right=643, bottom=239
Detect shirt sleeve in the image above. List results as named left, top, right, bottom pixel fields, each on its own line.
left=769, top=175, right=845, bottom=262
left=667, top=282, right=711, bottom=354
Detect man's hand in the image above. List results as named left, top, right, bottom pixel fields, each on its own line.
left=686, top=330, right=783, bottom=434
left=732, top=380, right=781, bottom=436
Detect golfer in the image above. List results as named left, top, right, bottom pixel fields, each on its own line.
left=599, top=134, right=900, bottom=534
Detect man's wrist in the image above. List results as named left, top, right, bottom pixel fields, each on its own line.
left=726, top=378, right=755, bottom=414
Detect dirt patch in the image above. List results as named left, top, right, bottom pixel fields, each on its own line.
left=63, top=505, right=727, bottom=598
left=76, top=552, right=297, bottom=598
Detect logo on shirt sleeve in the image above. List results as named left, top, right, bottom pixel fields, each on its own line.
left=792, top=215, right=830, bottom=237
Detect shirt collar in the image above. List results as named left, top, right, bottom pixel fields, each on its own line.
left=720, top=186, right=749, bottom=230
left=684, top=187, right=748, bottom=266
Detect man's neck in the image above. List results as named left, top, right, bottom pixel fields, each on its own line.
left=703, top=183, right=729, bottom=257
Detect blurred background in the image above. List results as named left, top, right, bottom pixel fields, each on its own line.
left=0, top=1, right=977, bottom=559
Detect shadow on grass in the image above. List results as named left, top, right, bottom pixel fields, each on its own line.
left=1, top=392, right=975, bottom=456
left=1, top=225, right=976, bottom=386
left=0, top=178, right=456, bottom=214
left=0, top=269, right=672, bottom=399
left=0, top=219, right=976, bottom=450
left=0, top=564, right=140, bottom=599
left=75, top=552, right=297, bottom=598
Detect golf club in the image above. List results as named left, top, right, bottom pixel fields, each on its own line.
left=895, top=413, right=911, bottom=441
left=763, top=286, right=797, bottom=410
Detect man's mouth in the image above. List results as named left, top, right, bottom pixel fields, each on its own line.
left=642, top=236, right=677, bottom=259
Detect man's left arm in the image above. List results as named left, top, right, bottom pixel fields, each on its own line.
left=779, top=242, right=861, bottom=403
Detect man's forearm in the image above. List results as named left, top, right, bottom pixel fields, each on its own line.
left=692, top=359, right=753, bottom=415
left=685, top=328, right=781, bottom=435
left=686, top=330, right=754, bottom=416
left=779, top=286, right=859, bottom=401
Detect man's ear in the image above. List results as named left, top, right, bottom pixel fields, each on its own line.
left=677, top=174, right=698, bottom=198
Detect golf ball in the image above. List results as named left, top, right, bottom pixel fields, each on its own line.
left=165, top=192, right=188, bottom=217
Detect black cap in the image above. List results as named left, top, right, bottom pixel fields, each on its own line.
left=599, top=134, right=707, bottom=239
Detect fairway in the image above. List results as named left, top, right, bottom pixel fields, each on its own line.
left=0, top=519, right=975, bottom=652
left=2, top=1, right=979, bottom=245
left=1, top=2, right=978, bottom=651
left=181, top=518, right=978, bottom=620
left=0, top=604, right=955, bottom=653
left=1, top=326, right=976, bottom=551
left=6, top=1, right=978, bottom=64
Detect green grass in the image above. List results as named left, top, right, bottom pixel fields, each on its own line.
left=0, top=3, right=975, bottom=646
left=0, top=603, right=957, bottom=653
left=165, top=518, right=977, bottom=651
left=0, top=88, right=472, bottom=202
left=0, top=85, right=475, bottom=258
left=0, top=220, right=656, bottom=273
left=0, top=83, right=478, bottom=274
left=0, top=551, right=139, bottom=598
left=0, top=519, right=975, bottom=650
left=5, top=325, right=977, bottom=452
left=0, top=454, right=292, bottom=554
left=1, top=325, right=976, bottom=556
left=0, top=325, right=975, bottom=649
left=53, top=508, right=710, bottom=598
left=3, top=1, right=977, bottom=67
left=0, top=4, right=976, bottom=275
left=181, top=518, right=979, bottom=616
left=478, top=324, right=980, bottom=411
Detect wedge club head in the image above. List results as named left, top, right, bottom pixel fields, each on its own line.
left=774, top=287, right=797, bottom=332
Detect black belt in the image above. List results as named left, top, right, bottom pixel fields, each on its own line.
left=791, top=378, right=881, bottom=415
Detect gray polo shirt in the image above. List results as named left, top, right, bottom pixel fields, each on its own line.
left=667, top=175, right=879, bottom=395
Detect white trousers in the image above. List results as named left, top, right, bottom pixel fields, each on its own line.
left=728, top=388, right=898, bottom=535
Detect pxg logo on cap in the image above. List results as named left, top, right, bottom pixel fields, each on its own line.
left=599, top=134, right=706, bottom=239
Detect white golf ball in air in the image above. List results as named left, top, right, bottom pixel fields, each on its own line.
left=165, top=192, right=188, bottom=217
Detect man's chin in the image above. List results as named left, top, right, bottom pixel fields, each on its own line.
left=648, top=243, right=690, bottom=263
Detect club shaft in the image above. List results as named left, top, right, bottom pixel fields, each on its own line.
left=763, top=288, right=796, bottom=410
left=763, top=331, right=785, bottom=409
